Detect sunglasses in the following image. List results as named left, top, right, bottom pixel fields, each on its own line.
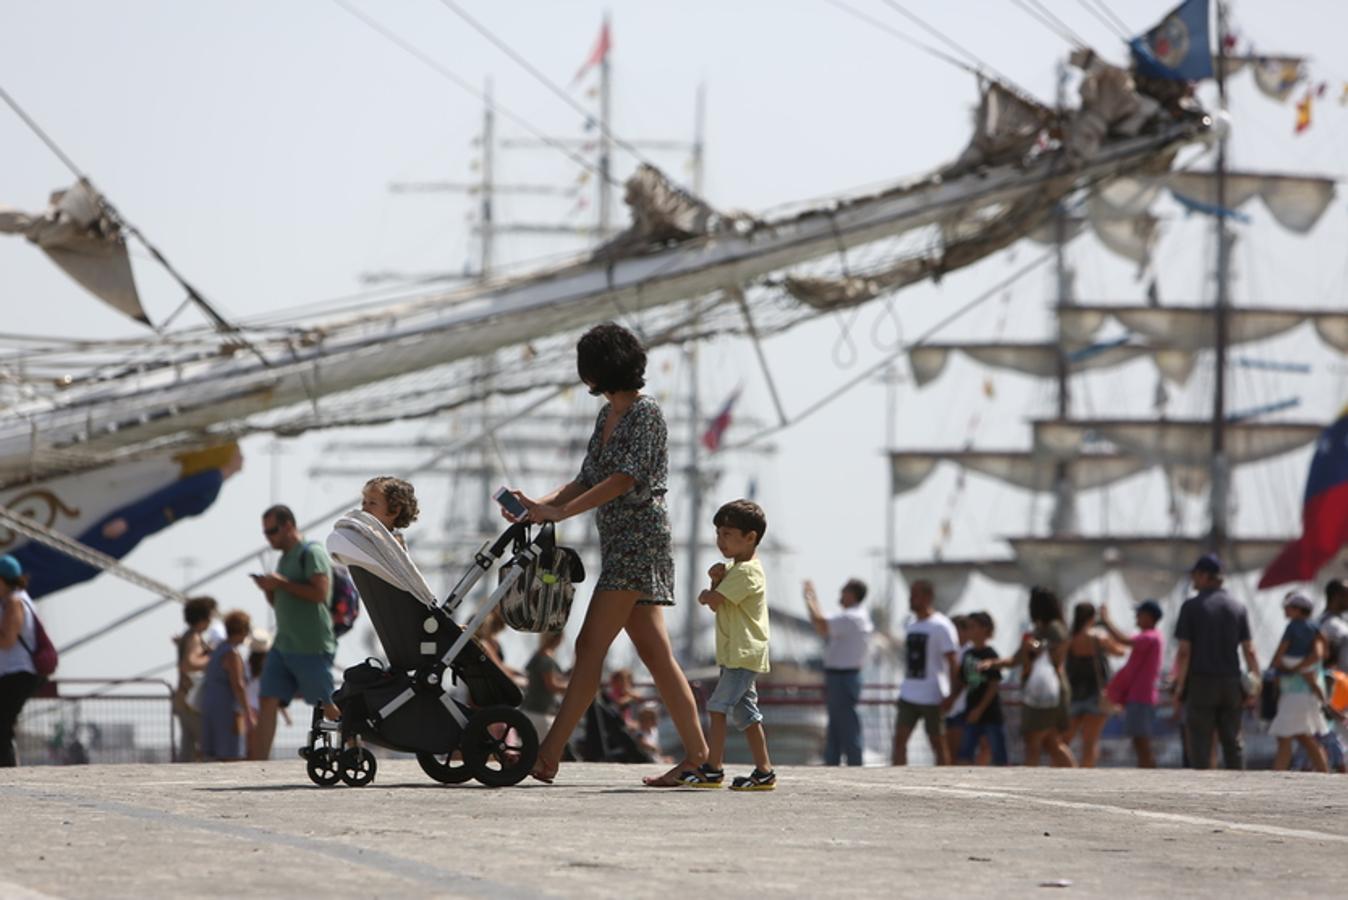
left=263, top=526, right=280, bottom=537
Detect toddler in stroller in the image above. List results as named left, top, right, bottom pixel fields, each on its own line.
left=301, top=511, right=581, bottom=787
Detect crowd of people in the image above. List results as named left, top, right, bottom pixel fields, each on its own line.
left=866, top=555, right=1348, bottom=772
left=3, top=321, right=1347, bottom=781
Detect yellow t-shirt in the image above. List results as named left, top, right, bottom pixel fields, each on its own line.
left=713, top=558, right=770, bottom=674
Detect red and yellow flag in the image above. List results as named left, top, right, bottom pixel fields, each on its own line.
left=1294, top=90, right=1313, bottom=134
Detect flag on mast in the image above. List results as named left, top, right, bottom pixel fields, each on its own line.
left=572, top=18, right=612, bottom=86
left=1258, top=411, right=1348, bottom=588
left=1294, top=90, right=1313, bottom=134
left=702, top=389, right=741, bottom=452
left=1130, top=0, right=1214, bottom=82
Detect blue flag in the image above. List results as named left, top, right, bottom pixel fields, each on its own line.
left=1130, top=0, right=1214, bottom=82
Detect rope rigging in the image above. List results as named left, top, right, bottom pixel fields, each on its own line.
left=330, top=0, right=621, bottom=189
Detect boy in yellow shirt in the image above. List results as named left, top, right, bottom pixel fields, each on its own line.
left=689, top=499, right=775, bottom=791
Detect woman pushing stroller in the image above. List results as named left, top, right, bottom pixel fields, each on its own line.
left=502, top=323, right=710, bottom=786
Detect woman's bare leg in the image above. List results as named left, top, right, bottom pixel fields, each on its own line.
left=1048, top=732, right=1077, bottom=768
left=1296, top=733, right=1329, bottom=773
left=535, top=589, right=640, bottom=777
left=1079, top=714, right=1108, bottom=768
left=625, top=603, right=708, bottom=781
left=1023, top=732, right=1043, bottom=767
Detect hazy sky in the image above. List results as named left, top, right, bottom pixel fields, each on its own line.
left=3, top=0, right=1346, bottom=682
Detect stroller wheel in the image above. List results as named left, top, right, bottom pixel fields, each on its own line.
left=338, top=747, right=378, bottom=787
left=417, top=751, right=474, bottom=784
left=462, top=706, right=538, bottom=787
left=305, top=748, right=342, bottom=787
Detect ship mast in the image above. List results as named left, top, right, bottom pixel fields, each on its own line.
left=1209, top=0, right=1232, bottom=554
left=1050, top=59, right=1076, bottom=537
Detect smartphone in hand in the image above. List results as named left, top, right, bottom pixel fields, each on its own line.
left=493, top=486, right=529, bottom=520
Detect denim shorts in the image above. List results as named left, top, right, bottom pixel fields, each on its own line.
left=1123, top=702, right=1156, bottom=738
left=706, top=667, right=762, bottom=731
left=260, top=648, right=335, bottom=706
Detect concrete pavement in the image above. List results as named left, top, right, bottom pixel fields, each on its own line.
left=1, top=761, right=1343, bottom=898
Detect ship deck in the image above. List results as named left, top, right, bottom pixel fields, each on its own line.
left=2, top=761, right=1341, bottom=898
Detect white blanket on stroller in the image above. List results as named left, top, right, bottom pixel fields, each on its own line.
left=326, top=510, right=438, bottom=608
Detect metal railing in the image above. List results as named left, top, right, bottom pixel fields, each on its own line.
left=16, top=678, right=178, bottom=766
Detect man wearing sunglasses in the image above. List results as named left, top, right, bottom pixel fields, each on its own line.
left=250, top=504, right=337, bottom=760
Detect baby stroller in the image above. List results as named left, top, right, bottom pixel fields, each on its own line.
left=302, top=512, right=581, bottom=787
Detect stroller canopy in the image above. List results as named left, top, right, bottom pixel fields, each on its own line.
left=327, top=510, right=437, bottom=607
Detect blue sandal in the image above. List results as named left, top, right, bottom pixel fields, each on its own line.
left=729, top=768, right=776, bottom=791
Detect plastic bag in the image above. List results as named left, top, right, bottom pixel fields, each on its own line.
left=1022, top=647, right=1062, bottom=709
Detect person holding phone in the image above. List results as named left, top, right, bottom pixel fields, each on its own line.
left=501, top=322, right=709, bottom=786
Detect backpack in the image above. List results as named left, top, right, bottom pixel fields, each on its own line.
left=302, top=542, right=361, bottom=638
left=1022, top=646, right=1062, bottom=709
left=17, top=595, right=58, bottom=678
left=329, top=566, right=361, bottom=638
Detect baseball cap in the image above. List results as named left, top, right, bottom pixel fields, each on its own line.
left=1191, top=553, right=1222, bottom=574
left=1282, top=592, right=1314, bottom=613
left=0, top=554, right=22, bottom=582
left=1136, top=599, right=1164, bottom=622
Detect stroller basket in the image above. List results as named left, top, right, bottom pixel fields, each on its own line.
left=498, top=522, right=584, bottom=633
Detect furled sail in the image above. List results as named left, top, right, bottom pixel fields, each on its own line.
left=1056, top=304, right=1348, bottom=354
left=1032, top=418, right=1323, bottom=467
left=0, top=181, right=149, bottom=325
left=1166, top=171, right=1336, bottom=234
left=890, top=450, right=1149, bottom=495
left=907, top=342, right=1150, bottom=386
left=893, top=559, right=1026, bottom=610
left=1009, top=536, right=1289, bottom=601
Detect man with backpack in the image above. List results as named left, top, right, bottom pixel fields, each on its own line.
left=250, top=504, right=338, bottom=760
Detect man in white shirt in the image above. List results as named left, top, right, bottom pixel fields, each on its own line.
left=805, top=578, right=873, bottom=766
left=893, top=579, right=958, bottom=766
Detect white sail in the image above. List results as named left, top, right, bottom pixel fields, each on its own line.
left=0, top=181, right=149, bottom=325
left=1166, top=171, right=1337, bottom=234
left=890, top=450, right=1148, bottom=495
left=907, top=341, right=1150, bottom=385
left=1032, top=418, right=1323, bottom=467
left=1009, top=536, right=1290, bottom=601
left=1056, top=304, right=1348, bottom=355
left=893, top=559, right=1025, bottom=609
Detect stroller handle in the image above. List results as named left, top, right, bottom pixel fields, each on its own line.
left=487, top=521, right=558, bottom=560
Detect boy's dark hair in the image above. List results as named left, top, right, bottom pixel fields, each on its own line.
left=1327, top=579, right=1347, bottom=602
left=1028, top=586, right=1064, bottom=626
left=263, top=504, right=295, bottom=527
left=952, top=614, right=970, bottom=630
left=968, top=611, right=995, bottom=635
left=183, top=596, right=217, bottom=628
left=576, top=323, right=647, bottom=395
left=843, top=578, right=868, bottom=603
left=364, top=475, right=420, bottom=529
left=713, top=499, right=766, bottom=545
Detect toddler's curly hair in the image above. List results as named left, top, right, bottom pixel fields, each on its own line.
left=365, top=476, right=420, bottom=529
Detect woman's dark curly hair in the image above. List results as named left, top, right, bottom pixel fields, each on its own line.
left=1028, top=586, right=1064, bottom=627
left=576, top=323, right=646, bottom=395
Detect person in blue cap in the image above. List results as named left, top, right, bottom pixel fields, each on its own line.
left=1171, top=553, right=1262, bottom=770
left=0, top=555, right=40, bottom=766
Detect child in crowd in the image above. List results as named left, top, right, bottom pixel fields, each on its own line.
left=1102, top=600, right=1165, bottom=768
left=635, top=704, right=668, bottom=763
left=361, top=476, right=420, bottom=547
left=1274, top=593, right=1336, bottom=709
left=944, top=614, right=972, bottom=765
left=692, top=499, right=774, bottom=791
left=955, top=612, right=1007, bottom=766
